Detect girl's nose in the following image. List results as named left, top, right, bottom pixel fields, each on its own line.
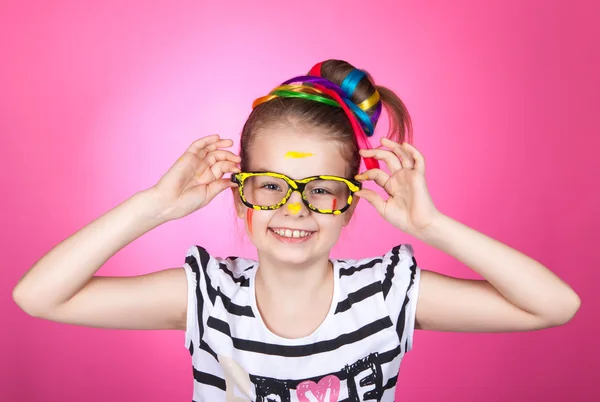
left=287, top=203, right=302, bottom=215
left=284, top=191, right=308, bottom=216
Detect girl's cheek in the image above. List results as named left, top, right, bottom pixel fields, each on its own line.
left=246, top=209, right=254, bottom=235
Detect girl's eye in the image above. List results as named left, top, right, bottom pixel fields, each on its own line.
left=261, top=183, right=282, bottom=191
left=310, top=188, right=332, bottom=195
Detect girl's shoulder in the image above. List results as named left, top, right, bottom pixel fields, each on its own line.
left=184, top=245, right=258, bottom=286
left=328, top=244, right=418, bottom=297
left=334, top=244, right=416, bottom=272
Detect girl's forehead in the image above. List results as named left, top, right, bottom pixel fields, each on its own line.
left=255, top=126, right=326, bottom=146
left=249, top=129, right=347, bottom=177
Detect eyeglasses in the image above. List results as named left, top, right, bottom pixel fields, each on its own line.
left=231, top=171, right=362, bottom=215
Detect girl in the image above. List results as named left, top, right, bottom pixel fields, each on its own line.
left=12, top=60, right=580, bottom=402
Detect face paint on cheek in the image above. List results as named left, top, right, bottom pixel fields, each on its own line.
left=284, top=151, right=313, bottom=159
left=332, top=198, right=337, bottom=210
left=246, top=209, right=253, bottom=235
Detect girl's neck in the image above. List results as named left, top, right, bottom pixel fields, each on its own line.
left=254, top=253, right=333, bottom=299
left=253, top=253, right=336, bottom=339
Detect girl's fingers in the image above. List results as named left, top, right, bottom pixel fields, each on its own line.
left=204, top=178, right=238, bottom=203
left=358, top=148, right=402, bottom=172
left=203, top=149, right=242, bottom=166
left=381, top=137, right=414, bottom=169
left=208, top=160, right=241, bottom=180
left=186, top=135, right=221, bottom=155
left=354, top=188, right=385, bottom=213
left=355, top=168, right=390, bottom=189
left=183, top=135, right=237, bottom=161
left=196, top=149, right=242, bottom=172
left=197, top=138, right=236, bottom=160
left=401, top=141, right=426, bottom=174
left=186, top=149, right=241, bottom=184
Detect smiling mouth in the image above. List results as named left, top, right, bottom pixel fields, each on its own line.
left=269, top=228, right=315, bottom=239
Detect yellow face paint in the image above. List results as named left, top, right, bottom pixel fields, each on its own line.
left=287, top=203, right=301, bottom=214
left=284, top=151, right=313, bottom=159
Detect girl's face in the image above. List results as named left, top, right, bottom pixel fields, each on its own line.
left=233, top=125, right=358, bottom=266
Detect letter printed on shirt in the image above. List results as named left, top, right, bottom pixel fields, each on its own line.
left=296, top=375, right=340, bottom=402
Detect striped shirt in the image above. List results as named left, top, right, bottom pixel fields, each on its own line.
left=183, top=244, right=421, bottom=402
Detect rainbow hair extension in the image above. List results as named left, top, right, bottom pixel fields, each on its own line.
left=308, top=62, right=383, bottom=134
left=252, top=63, right=382, bottom=170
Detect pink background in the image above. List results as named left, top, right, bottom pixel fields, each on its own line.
left=2, top=0, right=599, bottom=401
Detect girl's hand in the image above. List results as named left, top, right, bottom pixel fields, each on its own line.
left=355, top=137, right=442, bottom=240
left=150, top=134, right=241, bottom=221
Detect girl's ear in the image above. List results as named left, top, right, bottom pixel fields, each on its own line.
left=342, top=197, right=360, bottom=227
left=230, top=187, right=245, bottom=219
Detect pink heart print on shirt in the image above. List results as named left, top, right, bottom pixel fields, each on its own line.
left=296, top=375, right=340, bottom=402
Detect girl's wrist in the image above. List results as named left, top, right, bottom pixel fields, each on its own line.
left=135, top=187, right=176, bottom=225
left=414, top=211, right=448, bottom=244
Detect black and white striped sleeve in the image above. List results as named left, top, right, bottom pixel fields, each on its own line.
left=183, top=245, right=222, bottom=352
left=379, top=244, right=421, bottom=352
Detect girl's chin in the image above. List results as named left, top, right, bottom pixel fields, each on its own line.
left=261, top=245, right=320, bottom=266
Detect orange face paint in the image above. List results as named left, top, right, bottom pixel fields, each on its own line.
left=246, top=209, right=254, bottom=235
left=332, top=198, right=337, bottom=210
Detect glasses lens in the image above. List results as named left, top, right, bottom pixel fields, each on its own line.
left=304, top=179, right=351, bottom=211
left=242, top=175, right=289, bottom=207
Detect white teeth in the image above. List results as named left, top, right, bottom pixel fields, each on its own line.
left=272, top=229, right=312, bottom=238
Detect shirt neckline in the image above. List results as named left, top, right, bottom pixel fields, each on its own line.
left=248, top=259, right=340, bottom=345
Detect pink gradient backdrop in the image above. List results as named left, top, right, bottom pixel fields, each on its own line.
left=2, top=0, right=598, bottom=401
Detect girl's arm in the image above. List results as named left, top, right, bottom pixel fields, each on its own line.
left=12, top=189, right=188, bottom=330
left=12, top=135, right=241, bottom=330
left=413, top=214, right=580, bottom=332
left=356, top=138, right=580, bottom=332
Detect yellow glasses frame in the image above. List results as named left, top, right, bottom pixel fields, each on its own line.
left=231, top=171, right=361, bottom=215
